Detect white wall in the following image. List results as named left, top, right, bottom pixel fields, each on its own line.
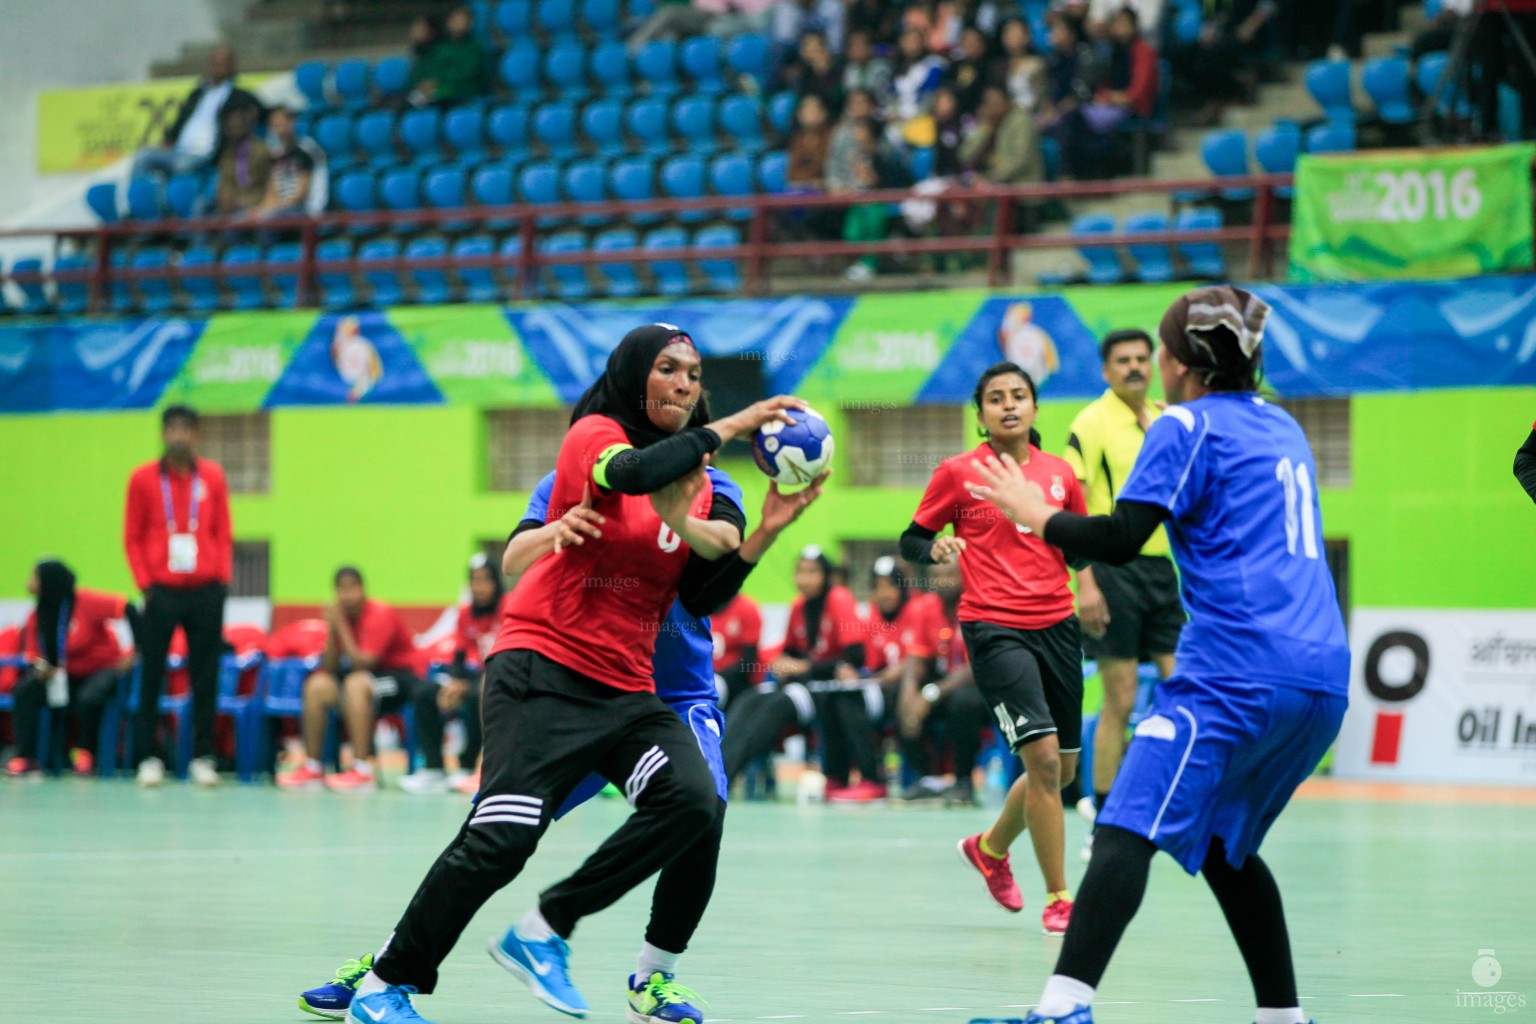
left=0, top=0, right=246, bottom=224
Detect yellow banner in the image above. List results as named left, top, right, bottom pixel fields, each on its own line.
left=36, top=74, right=272, bottom=174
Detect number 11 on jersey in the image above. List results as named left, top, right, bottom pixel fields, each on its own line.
left=1275, top=457, right=1319, bottom=559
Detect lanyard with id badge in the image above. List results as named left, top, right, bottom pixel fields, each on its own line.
left=162, top=468, right=203, bottom=574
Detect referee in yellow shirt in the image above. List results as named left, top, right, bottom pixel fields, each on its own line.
left=1064, top=329, right=1185, bottom=855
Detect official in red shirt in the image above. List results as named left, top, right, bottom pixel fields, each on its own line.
left=122, top=405, right=232, bottom=788
left=5, top=560, right=136, bottom=778
left=901, top=360, right=1088, bottom=933
left=276, top=566, right=423, bottom=792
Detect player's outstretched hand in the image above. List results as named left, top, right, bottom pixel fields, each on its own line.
left=966, top=452, right=1052, bottom=533
left=554, top=483, right=606, bottom=553
left=707, top=395, right=809, bottom=443
left=930, top=535, right=967, bottom=564
left=760, top=470, right=829, bottom=534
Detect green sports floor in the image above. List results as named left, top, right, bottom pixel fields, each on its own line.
left=3, top=780, right=1532, bottom=1024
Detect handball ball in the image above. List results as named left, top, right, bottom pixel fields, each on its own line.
left=753, top=407, right=834, bottom=487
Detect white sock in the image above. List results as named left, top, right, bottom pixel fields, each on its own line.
left=353, top=759, right=374, bottom=777
left=1036, top=975, right=1095, bottom=1017
left=636, top=941, right=681, bottom=980
left=1254, top=1009, right=1307, bottom=1024
left=356, top=971, right=388, bottom=997
left=519, top=906, right=556, bottom=942
left=304, top=758, right=322, bottom=773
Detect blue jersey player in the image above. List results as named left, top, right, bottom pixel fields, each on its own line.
left=962, top=286, right=1347, bottom=1024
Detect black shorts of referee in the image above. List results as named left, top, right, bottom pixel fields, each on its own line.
left=1081, top=554, right=1184, bottom=662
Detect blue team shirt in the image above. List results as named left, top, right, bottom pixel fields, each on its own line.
left=1118, top=393, right=1349, bottom=695
left=524, top=466, right=744, bottom=704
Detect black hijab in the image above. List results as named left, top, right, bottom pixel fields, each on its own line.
left=570, top=324, right=710, bottom=448
left=468, top=553, right=505, bottom=617
left=798, top=545, right=836, bottom=652
left=34, top=559, right=77, bottom=667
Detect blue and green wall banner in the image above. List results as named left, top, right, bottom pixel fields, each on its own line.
left=7, top=278, right=1536, bottom=415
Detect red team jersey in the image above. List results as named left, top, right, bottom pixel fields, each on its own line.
left=905, top=594, right=969, bottom=673
left=783, top=585, right=863, bottom=663
left=23, top=588, right=129, bottom=677
left=348, top=599, right=418, bottom=674
left=455, top=592, right=516, bottom=670
left=711, top=593, right=763, bottom=680
left=913, top=442, right=1086, bottom=631
left=495, top=415, right=714, bottom=692
left=864, top=593, right=938, bottom=674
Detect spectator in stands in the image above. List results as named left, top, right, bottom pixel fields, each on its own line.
left=124, top=404, right=232, bottom=789
left=833, top=116, right=902, bottom=281
left=929, top=84, right=967, bottom=178
left=1411, top=0, right=1469, bottom=61
left=1038, top=10, right=1108, bottom=178
left=131, top=44, right=258, bottom=181
left=245, top=107, right=321, bottom=220
left=5, top=560, right=137, bottom=779
left=781, top=30, right=845, bottom=117
left=994, top=17, right=1047, bottom=114
left=846, top=0, right=902, bottom=48
left=1055, top=6, right=1159, bottom=179
left=1105, top=8, right=1160, bottom=121
left=771, top=0, right=846, bottom=55
left=215, top=94, right=272, bottom=217
left=906, top=0, right=963, bottom=56
left=787, top=93, right=833, bottom=188
left=960, top=84, right=1043, bottom=185
left=826, top=89, right=878, bottom=190
left=711, top=592, right=763, bottom=708
left=403, top=14, right=442, bottom=99
left=842, top=28, right=894, bottom=98
left=628, top=0, right=775, bottom=50
left=408, top=4, right=488, bottom=108
left=1169, top=0, right=1275, bottom=125
left=946, top=25, right=994, bottom=116
left=277, top=566, right=424, bottom=793
left=890, top=26, right=947, bottom=123
left=1086, top=0, right=1165, bottom=42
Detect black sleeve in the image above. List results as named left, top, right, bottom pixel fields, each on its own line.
left=601, top=428, right=722, bottom=495
left=1042, top=500, right=1169, bottom=567
left=811, top=643, right=865, bottom=679
left=900, top=521, right=939, bottom=564
left=705, top=487, right=747, bottom=538
left=506, top=517, right=542, bottom=542
left=124, top=602, right=145, bottom=652
left=164, top=87, right=200, bottom=146
left=1516, top=428, right=1536, bottom=504
left=677, top=550, right=750, bottom=618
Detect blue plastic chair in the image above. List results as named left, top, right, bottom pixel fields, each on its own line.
left=767, top=91, right=796, bottom=136
left=497, top=0, right=533, bottom=37
left=610, top=156, right=659, bottom=223
left=355, top=110, right=398, bottom=168
left=487, top=104, right=531, bottom=154
left=108, top=249, right=133, bottom=314
left=1416, top=52, right=1471, bottom=117
left=316, top=113, right=356, bottom=170
left=1306, top=60, right=1354, bottom=126
left=131, top=249, right=173, bottom=313
left=379, top=167, right=424, bottom=232
left=399, top=107, right=444, bottom=166
left=709, top=152, right=754, bottom=220
left=295, top=61, right=330, bottom=109
left=165, top=174, right=203, bottom=218
left=519, top=161, right=563, bottom=225
left=537, top=0, right=577, bottom=36
left=644, top=225, right=690, bottom=296
left=443, top=106, right=486, bottom=164
left=1200, top=128, right=1253, bottom=200
left=316, top=239, right=355, bottom=309
left=178, top=247, right=219, bottom=312
left=589, top=40, right=631, bottom=98
left=1122, top=211, right=1174, bottom=284
left=500, top=234, right=531, bottom=295
left=726, top=33, right=770, bottom=86
left=1070, top=214, right=1125, bottom=285
left=534, top=101, right=579, bottom=157
left=695, top=224, right=740, bottom=292
left=335, top=59, right=372, bottom=110
left=86, top=182, right=119, bottom=222
left=265, top=243, right=303, bottom=307
left=564, top=159, right=609, bottom=225
left=627, top=97, right=672, bottom=156
left=126, top=177, right=162, bottom=220
left=635, top=39, right=680, bottom=95
left=8, top=258, right=48, bottom=314
left=454, top=234, right=499, bottom=302
left=123, top=661, right=194, bottom=780
left=257, top=657, right=318, bottom=777
left=407, top=237, right=452, bottom=304
left=592, top=227, right=641, bottom=297
left=53, top=254, right=90, bottom=314
left=359, top=238, right=404, bottom=305
left=661, top=154, right=707, bottom=222
left=1175, top=207, right=1226, bottom=278
left=1306, top=122, right=1356, bottom=154
left=540, top=231, right=590, bottom=299
left=1363, top=56, right=1414, bottom=125
left=216, top=650, right=265, bottom=783
left=582, top=98, right=626, bottom=157
left=757, top=150, right=787, bottom=194
left=500, top=41, right=543, bottom=98
left=374, top=56, right=412, bottom=99
left=630, top=0, right=656, bottom=18
left=333, top=170, right=377, bottom=235
left=1253, top=125, right=1301, bottom=197
left=471, top=165, right=518, bottom=229
left=425, top=166, right=469, bottom=231
left=672, top=96, right=717, bottom=154
left=681, top=36, right=724, bottom=93
left=222, top=245, right=266, bottom=310
left=719, top=95, right=765, bottom=151
left=545, top=40, right=589, bottom=97
left=1173, top=5, right=1201, bottom=44
left=581, top=0, right=621, bottom=36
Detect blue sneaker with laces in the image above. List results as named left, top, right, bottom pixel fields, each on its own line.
left=968, top=1010, right=1093, bottom=1024
left=628, top=971, right=707, bottom=1024
left=489, top=926, right=590, bottom=1018
left=346, top=984, right=435, bottom=1024
left=300, top=953, right=373, bottom=1019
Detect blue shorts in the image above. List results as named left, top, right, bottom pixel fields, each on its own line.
left=554, top=698, right=727, bottom=820
left=1097, top=676, right=1346, bottom=875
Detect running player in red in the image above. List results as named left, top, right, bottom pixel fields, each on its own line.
left=900, top=361, right=1088, bottom=936
left=344, top=325, right=804, bottom=1024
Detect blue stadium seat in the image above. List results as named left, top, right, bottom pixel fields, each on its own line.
left=407, top=237, right=451, bottom=304
left=179, top=246, right=220, bottom=312
left=487, top=104, right=531, bottom=154
left=295, top=61, right=329, bottom=109
left=1253, top=125, right=1301, bottom=197
left=644, top=226, right=690, bottom=296
left=708, top=152, right=754, bottom=220
left=719, top=95, right=765, bottom=151
left=355, top=110, right=398, bottom=168
left=589, top=40, right=631, bottom=98
left=909, top=146, right=936, bottom=181
left=454, top=234, right=499, bottom=302
left=316, top=113, right=356, bottom=169
left=1306, top=122, right=1356, bottom=154
left=581, top=0, right=621, bottom=36
left=443, top=106, right=486, bottom=164
left=10, top=258, right=49, bottom=315
left=399, top=107, right=444, bottom=166
left=1070, top=214, right=1125, bottom=285
left=534, top=101, right=579, bottom=157
left=500, top=41, right=543, bottom=98
left=564, top=159, right=609, bottom=225
left=497, top=0, right=533, bottom=38
left=358, top=238, right=403, bottom=306
left=635, top=40, right=680, bottom=95
left=582, top=98, right=626, bottom=157
left=1305, top=60, right=1354, bottom=126
left=425, top=167, right=469, bottom=231
left=592, top=228, right=641, bottom=297
left=165, top=174, right=203, bottom=218
left=1173, top=5, right=1201, bottom=44
left=611, top=157, right=658, bottom=223
left=86, top=182, right=119, bottom=223
left=537, top=0, right=577, bottom=37
left=499, top=235, right=531, bottom=294
left=1416, top=52, right=1471, bottom=117
left=725, top=33, right=770, bottom=87
left=1175, top=207, right=1226, bottom=279
left=630, top=0, right=656, bottom=18
left=335, top=59, right=372, bottom=110
left=672, top=96, right=717, bottom=154
left=695, top=224, right=740, bottom=292
left=627, top=97, right=671, bottom=156
left=757, top=150, right=787, bottom=194
left=681, top=36, right=724, bottom=93
left=333, top=170, right=377, bottom=234
left=316, top=239, right=355, bottom=309
left=1122, top=211, right=1174, bottom=284
left=53, top=254, right=90, bottom=314
left=1362, top=57, right=1414, bottom=125
left=379, top=168, right=424, bottom=232
left=545, top=39, right=589, bottom=97
left=126, top=177, right=162, bottom=220
left=374, top=56, right=412, bottom=99
left=1200, top=129, right=1252, bottom=200
left=221, top=245, right=266, bottom=310
left=266, top=243, right=304, bottom=307
left=768, top=91, right=796, bottom=136
left=130, top=249, right=173, bottom=313
left=540, top=231, right=590, bottom=299
left=470, top=0, right=493, bottom=42
left=108, top=249, right=133, bottom=314
left=661, top=155, right=707, bottom=222
left=518, top=161, right=563, bottom=225
left=471, top=165, right=518, bottom=229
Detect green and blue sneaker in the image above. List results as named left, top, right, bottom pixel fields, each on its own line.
left=627, top=972, right=706, bottom=1024
left=300, top=953, right=373, bottom=1020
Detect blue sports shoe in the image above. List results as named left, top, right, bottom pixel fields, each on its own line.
left=346, top=984, right=435, bottom=1024
left=301, top=953, right=373, bottom=1019
left=628, top=971, right=706, bottom=1024
left=489, top=926, right=590, bottom=1018
left=968, top=1010, right=1093, bottom=1024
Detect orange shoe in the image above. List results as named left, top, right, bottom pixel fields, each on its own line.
left=827, top=780, right=888, bottom=803
left=276, top=762, right=326, bottom=791
left=326, top=768, right=378, bottom=792
left=1042, top=895, right=1073, bottom=935
left=957, top=833, right=1024, bottom=913
left=70, top=748, right=95, bottom=777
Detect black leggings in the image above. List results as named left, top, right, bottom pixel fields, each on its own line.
left=11, top=668, right=120, bottom=763
left=899, top=683, right=989, bottom=780
left=413, top=676, right=484, bottom=771
left=721, top=686, right=883, bottom=787
left=645, top=799, right=725, bottom=954
left=720, top=688, right=799, bottom=783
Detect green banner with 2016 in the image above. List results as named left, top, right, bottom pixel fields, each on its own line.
left=1288, top=143, right=1536, bottom=282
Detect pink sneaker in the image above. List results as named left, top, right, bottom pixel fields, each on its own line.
left=957, top=833, right=1024, bottom=913
left=276, top=763, right=326, bottom=791
left=326, top=768, right=378, bottom=792
left=1042, top=896, right=1073, bottom=935
left=827, top=780, right=888, bottom=803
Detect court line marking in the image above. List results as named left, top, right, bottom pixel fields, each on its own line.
left=1349, top=993, right=1407, bottom=998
